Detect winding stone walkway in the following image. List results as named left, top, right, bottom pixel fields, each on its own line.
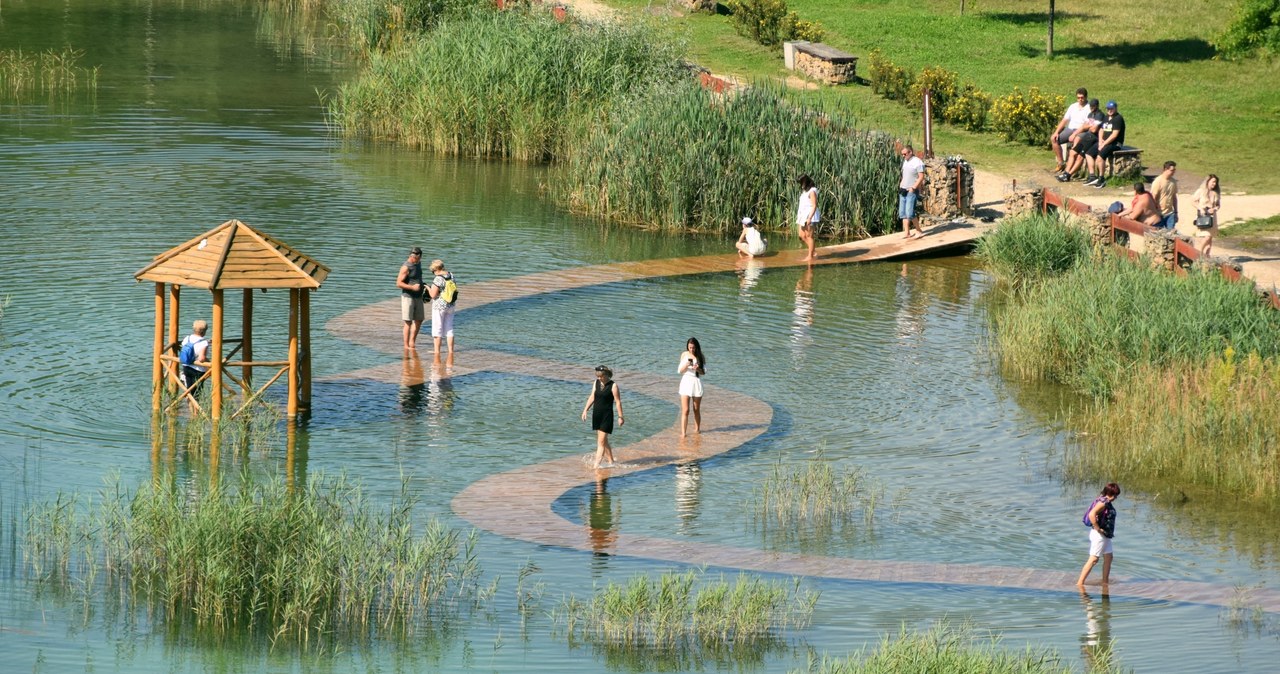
left=326, top=227, right=1280, bottom=613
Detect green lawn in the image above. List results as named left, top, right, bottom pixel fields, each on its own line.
left=599, top=0, right=1280, bottom=193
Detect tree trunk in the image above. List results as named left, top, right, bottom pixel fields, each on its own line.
left=1047, top=0, right=1056, bottom=57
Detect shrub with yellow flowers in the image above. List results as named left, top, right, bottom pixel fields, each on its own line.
left=990, top=87, right=1066, bottom=146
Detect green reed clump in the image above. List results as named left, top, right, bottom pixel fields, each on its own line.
left=555, top=570, right=816, bottom=651
left=0, top=48, right=99, bottom=99
left=974, top=211, right=1091, bottom=289
left=327, top=0, right=490, bottom=53
left=995, top=254, right=1280, bottom=399
left=556, top=80, right=900, bottom=236
left=329, top=9, right=686, bottom=161
left=24, top=474, right=481, bottom=645
left=1067, top=348, right=1280, bottom=502
left=752, top=457, right=888, bottom=531
left=797, top=620, right=1127, bottom=674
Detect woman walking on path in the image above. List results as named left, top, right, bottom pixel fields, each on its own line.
left=677, top=337, right=706, bottom=438
left=582, top=365, right=624, bottom=469
left=796, top=175, right=820, bottom=262
left=1077, top=483, right=1120, bottom=587
left=1193, top=175, right=1221, bottom=256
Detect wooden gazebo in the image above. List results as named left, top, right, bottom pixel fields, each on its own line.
left=135, top=220, right=329, bottom=420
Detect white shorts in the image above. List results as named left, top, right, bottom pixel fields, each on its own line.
left=431, top=303, right=455, bottom=338
left=747, top=242, right=767, bottom=256
left=1088, top=529, right=1114, bottom=557
left=679, top=374, right=703, bottom=398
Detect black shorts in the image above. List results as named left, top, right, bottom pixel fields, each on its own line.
left=1073, top=133, right=1098, bottom=155
left=182, top=366, right=206, bottom=396
left=1098, top=143, right=1121, bottom=160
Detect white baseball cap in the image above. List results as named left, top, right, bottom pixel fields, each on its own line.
left=741, top=217, right=753, bottom=225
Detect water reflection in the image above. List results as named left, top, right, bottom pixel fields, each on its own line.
left=895, top=263, right=927, bottom=343
left=675, top=462, right=702, bottom=533
left=397, top=351, right=456, bottom=421
left=399, top=351, right=427, bottom=415
left=586, top=476, right=618, bottom=561
left=736, top=257, right=764, bottom=297
left=790, top=267, right=815, bottom=364
left=1079, top=588, right=1115, bottom=671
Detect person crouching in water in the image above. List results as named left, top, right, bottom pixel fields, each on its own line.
left=581, top=365, right=624, bottom=469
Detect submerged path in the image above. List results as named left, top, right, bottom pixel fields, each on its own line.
left=326, top=226, right=1280, bottom=613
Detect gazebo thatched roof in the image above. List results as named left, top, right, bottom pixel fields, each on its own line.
left=135, top=219, right=329, bottom=290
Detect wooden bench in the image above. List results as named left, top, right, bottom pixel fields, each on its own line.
left=1105, top=145, right=1143, bottom=179
left=787, top=42, right=857, bottom=85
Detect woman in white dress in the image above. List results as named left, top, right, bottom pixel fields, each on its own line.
left=677, top=337, right=706, bottom=437
left=796, top=175, right=820, bottom=262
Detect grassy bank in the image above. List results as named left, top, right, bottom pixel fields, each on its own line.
left=555, top=80, right=899, bottom=235
left=330, top=7, right=686, bottom=161
left=25, top=474, right=482, bottom=645
left=599, top=0, right=1280, bottom=193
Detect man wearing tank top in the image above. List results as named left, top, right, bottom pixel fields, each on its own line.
left=397, top=247, right=426, bottom=349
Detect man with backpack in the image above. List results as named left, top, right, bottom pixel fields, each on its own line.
left=426, top=258, right=458, bottom=360
left=178, top=319, right=211, bottom=410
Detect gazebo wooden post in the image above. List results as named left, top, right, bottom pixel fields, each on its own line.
left=287, top=288, right=299, bottom=418
left=211, top=289, right=224, bottom=421
left=300, top=288, right=311, bottom=411
left=152, top=282, right=165, bottom=413
left=241, top=288, right=254, bottom=395
left=168, top=285, right=181, bottom=393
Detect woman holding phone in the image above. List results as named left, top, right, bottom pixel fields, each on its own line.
left=677, top=337, right=706, bottom=438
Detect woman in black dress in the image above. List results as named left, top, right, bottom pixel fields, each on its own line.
left=581, top=365, right=624, bottom=469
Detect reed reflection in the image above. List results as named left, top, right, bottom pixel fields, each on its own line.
left=675, top=462, right=702, bottom=534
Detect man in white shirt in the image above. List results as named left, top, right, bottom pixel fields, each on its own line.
left=1049, top=87, right=1090, bottom=173
left=899, top=145, right=927, bottom=238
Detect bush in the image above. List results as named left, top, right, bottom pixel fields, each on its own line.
left=989, top=86, right=1065, bottom=146
left=975, top=211, right=1091, bottom=289
left=866, top=49, right=912, bottom=102
left=941, top=83, right=992, bottom=132
left=1214, top=0, right=1280, bottom=58
left=727, top=0, right=825, bottom=47
left=907, top=66, right=959, bottom=112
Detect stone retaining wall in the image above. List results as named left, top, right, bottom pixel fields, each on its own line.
left=794, top=51, right=856, bottom=85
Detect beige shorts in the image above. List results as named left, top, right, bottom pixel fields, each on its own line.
left=401, top=295, right=425, bottom=322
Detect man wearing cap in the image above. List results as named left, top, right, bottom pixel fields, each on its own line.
left=396, top=246, right=427, bottom=349
left=1093, top=101, right=1126, bottom=188
left=1050, top=87, right=1091, bottom=173
left=735, top=217, right=767, bottom=257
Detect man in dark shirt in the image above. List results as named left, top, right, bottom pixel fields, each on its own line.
left=1092, top=101, right=1127, bottom=188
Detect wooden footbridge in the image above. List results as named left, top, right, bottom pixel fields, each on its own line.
left=325, top=219, right=1280, bottom=614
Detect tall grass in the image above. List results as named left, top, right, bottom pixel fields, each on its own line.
left=555, top=80, right=900, bottom=236
left=753, top=457, right=896, bottom=530
left=24, top=474, right=481, bottom=645
left=1067, top=348, right=1280, bottom=502
left=796, top=620, right=1127, bottom=674
left=994, top=254, right=1280, bottom=399
left=328, top=9, right=687, bottom=161
left=326, top=0, right=489, bottom=53
left=555, top=570, right=816, bottom=651
left=0, top=48, right=99, bottom=99
left=974, top=211, right=1091, bottom=290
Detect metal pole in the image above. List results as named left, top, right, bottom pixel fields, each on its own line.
left=922, top=89, right=934, bottom=159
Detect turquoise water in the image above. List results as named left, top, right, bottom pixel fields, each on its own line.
left=3, top=1, right=1279, bottom=671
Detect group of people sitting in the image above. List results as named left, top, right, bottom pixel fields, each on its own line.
left=1050, top=87, right=1127, bottom=188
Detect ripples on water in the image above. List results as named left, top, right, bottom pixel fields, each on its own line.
left=4, top=1, right=1280, bottom=672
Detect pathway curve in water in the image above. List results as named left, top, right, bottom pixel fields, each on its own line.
left=326, top=228, right=1280, bottom=612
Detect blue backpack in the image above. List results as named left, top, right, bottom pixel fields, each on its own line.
left=178, top=339, right=203, bottom=367
left=1082, top=497, right=1103, bottom=526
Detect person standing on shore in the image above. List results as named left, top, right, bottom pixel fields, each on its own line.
left=581, top=365, right=624, bottom=469
left=1077, top=482, right=1120, bottom=587
left=796, top=175, right=819, bottom=262
left=425, top=258, right=456, bottom=359
left=899, top=145, right=926, bottom=239
left=1193, top=174, right=1221, bottom=256
left=396, top=247, right=426, bottom=349
left=1150, top=161, right=1179, bottom=230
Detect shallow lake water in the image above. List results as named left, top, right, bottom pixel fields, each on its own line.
left=2, top=1, right=1279, bottom=671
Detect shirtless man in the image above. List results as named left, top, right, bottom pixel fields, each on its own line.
left=1119, top=183, right=1162, bottom=227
